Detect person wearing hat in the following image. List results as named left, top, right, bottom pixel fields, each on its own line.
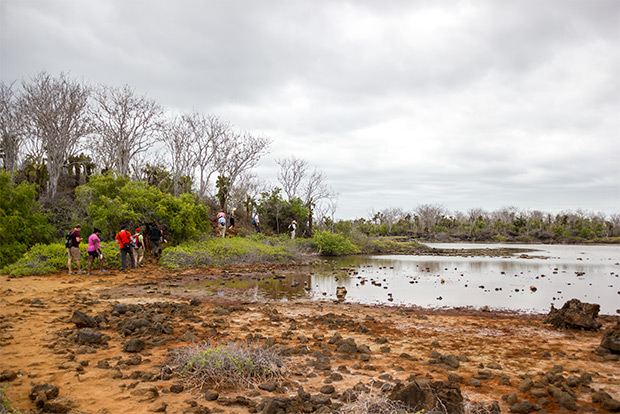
left=133, top=228, right=145, bottom=266
left=86, top=228, right=106, bottom=275
left=288, top=220, right=297, bottom=239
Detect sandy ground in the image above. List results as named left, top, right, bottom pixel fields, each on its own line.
left=1, top=262, right=618, bottom=414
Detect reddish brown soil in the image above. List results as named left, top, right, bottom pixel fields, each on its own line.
left=1, top=263, right=618, bottom=413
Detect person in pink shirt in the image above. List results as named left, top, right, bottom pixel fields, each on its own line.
left=87, top=228, right=107, bottom=275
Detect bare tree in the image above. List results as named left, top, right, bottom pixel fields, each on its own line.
left=161, top=116, right=197, bottom=196
left=276, top=156, right=308, bottom=200
left=304, top=167, right=334, bottom=235
left=215, top=130, right=271, bottom=210
left=0, top=82, right=23, bottom=171
left=19, top=72, right=92, bottom=199
left=414, top=204, right=447, bottom=234
left=381, top=207, right=404, bottom=233
left=184, top=113, right=227, bottom=199
left=90, top=85, right=163, bottom=176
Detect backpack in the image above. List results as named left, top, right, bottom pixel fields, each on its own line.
left=149, top=226, right=161, bottom=241
left=218, top=216, right=226, bottom=225
left=65, top=231, right=74, bottom=248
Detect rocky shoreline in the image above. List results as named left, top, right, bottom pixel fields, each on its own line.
left=1, top=263, right=619, bottom=413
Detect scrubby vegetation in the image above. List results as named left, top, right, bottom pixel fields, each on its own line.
left=0, top=385, right=21, bottom=414
left=2, top=241, right=122, bottom=277
left=0, top=172, right=54, bottom=268
left=337, top=390, right=417, bottom=414
left=167, top=342, right=287, bottom=389
left=345, top=205, right=620, bottom=244
left=160, top=236, right=305, bottom=268
left=312, top=231, right=359, bottom=256
left=75, top=174, right=210, bottom=243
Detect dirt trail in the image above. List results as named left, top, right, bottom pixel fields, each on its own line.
left=1, top=263, right=618, bottom=413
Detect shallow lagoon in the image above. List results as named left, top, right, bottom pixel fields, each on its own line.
left=236, top=243, right=619, bottom=315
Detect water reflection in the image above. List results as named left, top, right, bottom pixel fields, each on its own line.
left=298, top=244, right=620, bottom=315
left=187, top=244, right=620, bottom=315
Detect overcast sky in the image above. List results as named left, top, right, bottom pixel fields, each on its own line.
left=1, top=0, right=619, bottom=219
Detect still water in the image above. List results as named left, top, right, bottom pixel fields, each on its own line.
left=251, top=243, right=619, bottom=315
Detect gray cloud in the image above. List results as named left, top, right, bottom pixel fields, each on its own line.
left=1, top=0, right=618, bottom=218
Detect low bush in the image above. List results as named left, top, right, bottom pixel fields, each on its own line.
left=1, top=241, right=123, bottom=277
left=167, top=342, right=287, bottom=389
left=337, top=389, right=416, bottom=414
left=312, top=231, right=359, bottom=256
left=160, top=236, right=304, bottom=268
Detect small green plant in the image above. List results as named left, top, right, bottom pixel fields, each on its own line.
left=0, top=384, right=22, bottom=414
left=167, top=341, right=287, bottom=389
left=312, top=231, right=359, bottom=256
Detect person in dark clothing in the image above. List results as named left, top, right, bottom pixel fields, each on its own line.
left=149, top=222, right=165, bottom=258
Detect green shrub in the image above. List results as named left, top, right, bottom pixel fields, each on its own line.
left=0, top=171, right=54, bottom=267
left=76, top=173, right=209, bottom=244
left=160, top=236, right=303, bottom=268
left=312, top=231, right=359, bottom=256
left=1, top=241, right=123, bottom=277
left=168, top=342, right=287, bottom=389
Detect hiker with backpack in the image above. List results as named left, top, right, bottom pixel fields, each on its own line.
left=66, top=224, right=84, bottom=274
left=133, top=228, right=145, bottom=267
left=149, top=222, right=166, bottom=259
left=252, top=212, right=260, bottom=233
left=217, top=210, right=227, bottom=238
left=288, top=220, right=297, bottom=239
left=115, top=225, right=135, bottom=272
left=86, top=228, right=106, bottom=275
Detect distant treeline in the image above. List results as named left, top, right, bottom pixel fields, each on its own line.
left=331, top=205, right=620, bottom=243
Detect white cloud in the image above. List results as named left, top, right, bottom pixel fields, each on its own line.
left=1, top=0, right=618, bottom=219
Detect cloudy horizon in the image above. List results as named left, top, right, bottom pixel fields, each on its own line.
left=1, top=0, right=618, bottom=219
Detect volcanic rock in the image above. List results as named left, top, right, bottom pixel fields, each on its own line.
left=389, top=380, right=464, bottom=413
left=543, top=299, right=602, bottom=330
left=70, top=310, right=97, bottom=328
left=600, top=319, right=620, bottom=354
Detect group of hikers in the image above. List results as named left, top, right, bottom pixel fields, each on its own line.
left=66, top=222, right=166, bottom=275
left=217, top=209, right=297, bottom=239
left=66, top=209, right=300, bottom=274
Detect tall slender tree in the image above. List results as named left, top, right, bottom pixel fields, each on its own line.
left=184, top=112, right=225, bottom=199
left=161, top=116, right=197, bottom=196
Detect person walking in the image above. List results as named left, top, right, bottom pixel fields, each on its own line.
left=217, top=210, right=227, bottom=238
left=252, top=212, right=260, bottom=233
left=288, top=220, right=297, bottom=239
left=115, top=225, right=135, bottom=272
left=66, top=224, right=84, bottom=274
left=229, top=208, right=236, bottom=229
left=144, top=223, right=153, bottom=257
left=133, top=228, right=145, bottom=266
left=149, top=222, right=164, bottom=259
left=86, top=228, right=106, bottom=275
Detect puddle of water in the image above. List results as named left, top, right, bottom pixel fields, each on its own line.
left=182, top=243, right=620, bottom=315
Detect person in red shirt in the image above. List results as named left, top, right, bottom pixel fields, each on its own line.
left=115, top=225, right=135, bottom=272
